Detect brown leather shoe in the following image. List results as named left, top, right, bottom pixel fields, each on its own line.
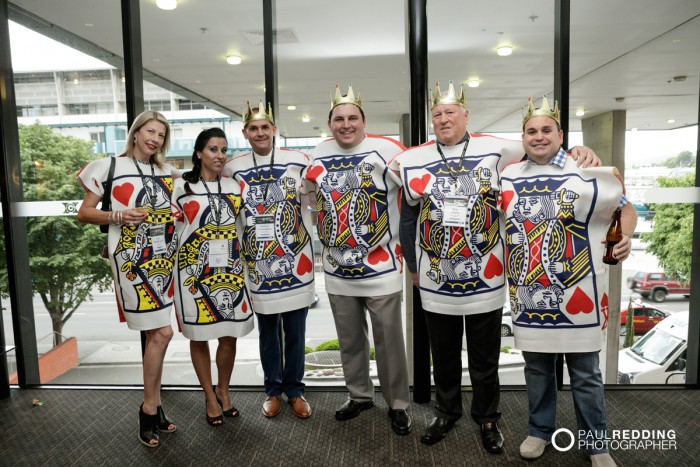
left=288, top=396, right=311, bottom=419
left=262, top=395, right=281, bottom=418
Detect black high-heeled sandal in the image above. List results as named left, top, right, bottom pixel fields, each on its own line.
left=206, top=398, right=224, bottom=427
left=156, top=405, right=177, bottom=433
left=138, top=404, right=160, bottom=448
left=214, top=385, right=240, bottom=417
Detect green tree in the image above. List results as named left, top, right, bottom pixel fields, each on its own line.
left=641, top=174, right=694, bottom=283
left=0, top=123, right=112, bottom=347
left=662, top=150, right=695, bottom=168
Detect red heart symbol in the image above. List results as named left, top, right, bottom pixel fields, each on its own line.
left=501, top=190, right=515, bottom=212
left=242, top=300, right=248, bottom=313
left=600, top=293, right=609, bottom=329
left=296, top=254, right=313, bottom=275
left=112, top=183, right=134, bottom=207
left=367, top=246, right=389, bottom=265
left=183, top=201, right=200, bottom=223
left=483, top=253, right=503, bottom=279
left=306, top=165, right=324, bottom=184
left=566, top=286, right=595, bottom=315
left=408, top=174, right=432, bottom=196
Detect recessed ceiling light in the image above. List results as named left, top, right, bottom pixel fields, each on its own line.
left=497, top=46, right=513, bottom=56
left=287, top=105, right=297, bottom=110
left=667, top=119, right=676, bottom=124
left=467, top=79, right=480, bottom=88
left=84, top=23, right=94, bottom=27
left=226, top=55, right=242, bottom=65
left=576, top=109, right=585, bottom=117
left=302, top=116, right=310, bottom=123
left=156, top=0, right=177, bottom=10
left=631, top=127, right=638, bottom=131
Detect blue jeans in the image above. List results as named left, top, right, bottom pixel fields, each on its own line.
left=257, top=307, right=308, bottom=398
left=523, top=351, right=609, bottom=454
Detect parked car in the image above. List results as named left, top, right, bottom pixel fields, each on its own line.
left=627, top=271, right=690, bottom=303
left=619, top=303, right=670, bottom=335
left=501, top=304, right=513, bottom=337
left=618, top=312, right=688, bottom=384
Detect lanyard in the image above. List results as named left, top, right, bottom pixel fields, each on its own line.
left=251, top=143, right=276, bottom=202
left=200, top=177, right=223, bottom=228
left=435, top=137, right=470, bottom=182
left=132, top=158, right=157, bottom=209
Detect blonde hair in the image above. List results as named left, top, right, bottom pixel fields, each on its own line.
left=124, top=111, right=171, bottom=168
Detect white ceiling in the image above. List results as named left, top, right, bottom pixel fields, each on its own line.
left=8, top=0, right=700, bottom=138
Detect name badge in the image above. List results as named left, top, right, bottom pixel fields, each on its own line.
left=255, top=215, right=276, bottom=242
left=442, top=197, right=469, bottom=227
left=149, top=225, right=168, bottom=254
left=209, top=240, right=229, bottom=267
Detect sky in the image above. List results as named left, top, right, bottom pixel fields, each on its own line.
left=9, top=22, right=699, bottom=164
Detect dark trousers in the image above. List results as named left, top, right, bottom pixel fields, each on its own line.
left=256, top=307, right=308, bottom=398
left=425, top=308, right=502, bottom=424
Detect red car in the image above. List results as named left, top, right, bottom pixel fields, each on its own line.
left=627, top=271, right=690, bottom=303
left=619, top=304, right=670, bottom=335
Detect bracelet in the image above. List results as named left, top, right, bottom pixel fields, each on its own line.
left=118, top=211, right=123, bottom=224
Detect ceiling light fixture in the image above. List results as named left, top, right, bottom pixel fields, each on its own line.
left=156, top=0, right=177, bottom=11
left=287, top=105, right=297, bottom=110
left=576, top=109, right=585, bottom=117
left=226, top=55, right=242, bottom=65
left=497, top=46, right=513, bottom=56
left=302, top=116, right=310, bottom=123
left=467, top=79, right=480, bottom=88
left=667, top=119, right=676, bottom=124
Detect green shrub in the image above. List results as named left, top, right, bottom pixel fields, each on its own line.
left=315, top=339, right=340, bottom=351
left=500, top=346, right=511, bottom=353
left=304, top=346, right=314, bottom=354
left=369, top=347, right=376, bottom=360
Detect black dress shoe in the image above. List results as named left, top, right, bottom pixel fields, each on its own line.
left=480, top=421, right=505, bottom=454
left=420, top=416, right=456, bottom=445
left=335, top=399, right=374, bottom=421
left=388, top=409, right=412, bottom=435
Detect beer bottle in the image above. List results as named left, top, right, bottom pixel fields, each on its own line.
left=603, top=208, right=623, bottom=265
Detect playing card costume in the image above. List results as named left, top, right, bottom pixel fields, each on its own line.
left=78, top=156, right=177, bottom=330
left=224, top=147, right=315, bottom=313
left=171, top=177, right=254, bottom=340
left=502, top=97, right=632, bottom=459
left=501, top=158, right=623, bottom=352
left=391, top=135, right=524, bottom=313
left=224, top=101, right=314, bottom=406
left=305, top=85, right=410, bottom=415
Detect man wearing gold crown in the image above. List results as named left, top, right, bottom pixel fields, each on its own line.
left=305, top=85, right=412, bottom=436
left=223, top=102, right=316, bottom=420
left=391, top=82, right=600, bottom=451
left=500, top=98, right=636, bottom=466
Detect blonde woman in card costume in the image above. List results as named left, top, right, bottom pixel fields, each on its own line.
left=172, top=128, right=254, bottom=427
left=77, top=111, right=178, bottom=448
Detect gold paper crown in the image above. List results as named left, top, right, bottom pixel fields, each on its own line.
left=330, top=84, right=362, bottom=110
left=522, top=96, right=560, bottom=127
left=243, top=100, right=274, bottom=126
left=430, top=81, right=467, bottom=109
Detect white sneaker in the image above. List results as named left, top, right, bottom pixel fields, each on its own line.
left=590, top=453, right=617, bottom=467
left=519, top=435, right=550, bottom=459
